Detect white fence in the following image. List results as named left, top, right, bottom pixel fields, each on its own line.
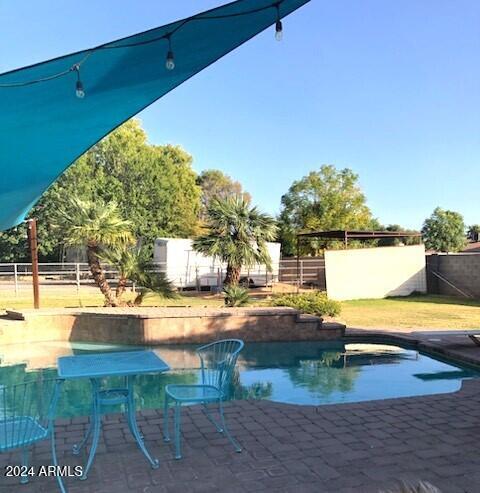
left=0, top=259, right=326, bottom=295
left=0, top=262, right=277, bottom=294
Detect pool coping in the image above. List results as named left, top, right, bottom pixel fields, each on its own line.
left=345, top=327, right=480, bottom=372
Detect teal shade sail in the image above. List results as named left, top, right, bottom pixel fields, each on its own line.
left=0, top=0, right=309, bottom=231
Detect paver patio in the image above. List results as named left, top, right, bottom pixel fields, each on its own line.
left=3, top=329, right=480, bottom=492
left=1, top=377, right=480, bottom=493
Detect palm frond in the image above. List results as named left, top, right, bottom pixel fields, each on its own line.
left=192, top=196, right=277, bottom=271
left=54, top=196, right=134, bottom=248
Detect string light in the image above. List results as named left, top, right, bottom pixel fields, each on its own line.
left=73, top=64, right=85, bottom=98
left=165, top=35, right=175, bottom=71
left=0, top=1, right=289, bottom=89
left=275, top=4, right=283, bottom=41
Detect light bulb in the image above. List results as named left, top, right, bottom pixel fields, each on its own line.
left=166, top=50, right=175, bottom=70
left=275, top=20, right=283, bottom=41
left=75, top=80, right=85, bottom=98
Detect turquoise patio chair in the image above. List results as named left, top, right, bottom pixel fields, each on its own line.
left=0, top=378, right=66, bottom=492
left=163, top=339, right=244, bottom=459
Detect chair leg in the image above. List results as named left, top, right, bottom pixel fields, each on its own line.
left=163, top=394, right=170, bottom=442
left=203, top=402, right=224, bottom=433
left=51, top=425, right=67, bottom=493
left=174, top=402, right=182, bottom=460
left=20, top=447, right=29, bottom=484
left=219, top=399, right=241, bottom=453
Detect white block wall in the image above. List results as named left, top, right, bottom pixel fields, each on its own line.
left=325, top=244, right=427, bottom=301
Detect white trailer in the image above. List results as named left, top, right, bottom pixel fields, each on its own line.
left=153, top=238, right=280, bottom=289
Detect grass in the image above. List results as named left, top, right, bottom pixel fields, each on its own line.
left=2, top=285, right=480, bottom=330
left=0, top=287, right=223, bottom=310
left=341, top=294, right=480, bottom=329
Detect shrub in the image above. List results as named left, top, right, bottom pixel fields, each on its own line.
left=223, top=285, right=250, bottom=307
left=271, top=291, right=341, bottom=317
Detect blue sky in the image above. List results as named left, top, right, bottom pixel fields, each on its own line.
left=2, top=0, right=479, bottom=229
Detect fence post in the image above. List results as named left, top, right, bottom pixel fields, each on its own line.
left=13, top=263, right=18, bottom=296
left=300, top=260, right=304, bottom=288
left=75, top=263, right=81, bottom=293
left=195, top=267, right=200, bottom=292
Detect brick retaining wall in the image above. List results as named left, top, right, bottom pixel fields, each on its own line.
left=2, top=307, right=345, bottom=345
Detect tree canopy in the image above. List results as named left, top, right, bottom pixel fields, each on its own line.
left=0, top=120, right=201, bottom=261
left=196, top=169, right=251, bottom=220
left=376, top=224, right=421, bottom=247
left=278, top=165, right=376, bottom=255
left=422, top=207, right=466, bottom=253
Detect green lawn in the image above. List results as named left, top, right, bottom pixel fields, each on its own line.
left=0, top=288, right=223, bottom=310
left=2, top=287, right=480, bottom=330
left=341, top=295, right=480, bottom=330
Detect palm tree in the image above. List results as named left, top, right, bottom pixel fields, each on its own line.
left=101, top=245, right=176, bottom=305
left=193, top=196, right=277, bottom=286
left=56, top=197, right=134, bottom=306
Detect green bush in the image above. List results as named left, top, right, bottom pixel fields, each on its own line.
left=223, top=285, right=250, bottom=307
left=271, top=291, right=341, bottom=317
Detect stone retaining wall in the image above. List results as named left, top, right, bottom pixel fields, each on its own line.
left=2, top=307, right=345, bottom=345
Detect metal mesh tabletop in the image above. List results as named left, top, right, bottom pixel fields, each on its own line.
left=57, top=350, right=170, bottom=379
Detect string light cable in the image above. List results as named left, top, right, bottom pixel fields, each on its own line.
left=0, top=0, right=290, bottom=96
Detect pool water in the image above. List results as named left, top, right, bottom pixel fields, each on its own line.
left=0, top=341, right=477, bottom=417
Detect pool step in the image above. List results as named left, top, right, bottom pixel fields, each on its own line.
left=297, top=313, right=323, bottom=328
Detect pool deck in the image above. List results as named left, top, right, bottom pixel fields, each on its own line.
left=2, top=328, right=480, bottom=492
left=2, top=326, right=480, bottom=492
left=1, top=378, right=479, bottom=493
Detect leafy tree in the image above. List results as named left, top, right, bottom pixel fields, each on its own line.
left=0, top=120, right=202, bottom=262
left=377, top=224, right=421, bottom=247
left=193, top=197, right=277, bottom=286
left=196, top=169, right=251, bottom=220
left=0, top=226, right=29, bottom=262
left=54, top=197, right=134, bottom=306
left=422, top=207, right=466, bottom=252
left=278, top=165, right=375, bottom=255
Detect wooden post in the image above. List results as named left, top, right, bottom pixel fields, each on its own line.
left=27, top=218, right=40, bottom=309
left=75, top=263, right=81, bottom=293
left=13, top=263, right=18, bottom=296
left=195, top=266, right=200, bottom=292
left=296, top=236, right=300, bottom=293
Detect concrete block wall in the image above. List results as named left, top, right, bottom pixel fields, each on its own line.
left=426, top=254, right=480, bottom=298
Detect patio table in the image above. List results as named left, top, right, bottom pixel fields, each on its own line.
left=57, top=350, right=170, bottom=480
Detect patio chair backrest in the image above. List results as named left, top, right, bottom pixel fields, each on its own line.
left=196, top=339, right=244, bottom=396
left=0, top=377, right=61, bottom=451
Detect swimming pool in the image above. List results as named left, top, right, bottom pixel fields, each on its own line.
left=0, top=340, right=477, bottom=417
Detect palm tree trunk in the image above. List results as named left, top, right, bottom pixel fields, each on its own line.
left=116, top=276, right=128, bottom=301
left=224, top=264, right=241, bottom=286
left=86, top=244, right=117, bottom=306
